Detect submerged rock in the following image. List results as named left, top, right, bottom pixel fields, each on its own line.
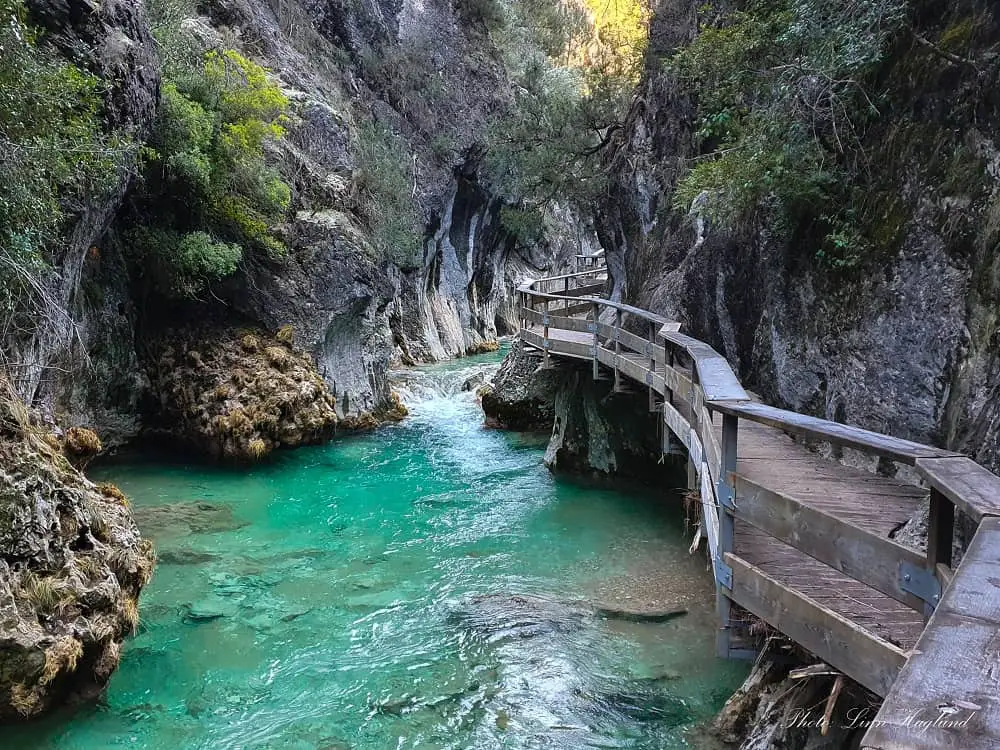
left=150, top=328, right=339, bottom=462
left=133, top=501, right=248, bottom=537
left=449, top=593, right=591, bottom=639
left=0, top=385, right=154, bottom=721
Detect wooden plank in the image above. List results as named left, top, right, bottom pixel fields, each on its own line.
left=726, top=553, right=907, bottom=697
left=616, top=328, right=655, bottom=357
left=730, top=474, right=928, bottom=611
left=689, top=427, right=703, bottom=468
left=545, top=314, right=593, bottom=334
left=663, top=400, right=691, bottom=448
left=663, top=365, right=692, bottom=397
left=915, top=456, right=1000, bottom=523
left=562, top=301, right=594, bottom=317
left=617, top=354, right=650, bottom=385
left=649, top=371, right=665, bottom=396
left=522, top=307, right=543, bottom=325
left=595, top=346, right=615, bottom=371
left=661, top=331, right=748, bottom=402
left=700, top=462, right=721, bottom=561
left=563, top=281, right=606, bottom=298
left=711, top=400, right=961, bottom=465
left=702, top=418, right=722, bottom=484
left=861, top=518, right=1000, bottom=749
left=548, top=337, right=592, bottom=359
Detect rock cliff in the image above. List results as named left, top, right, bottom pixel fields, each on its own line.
left=19, top=0, right=583, bottom=446
left=599, top=0, right=1000, bottom=473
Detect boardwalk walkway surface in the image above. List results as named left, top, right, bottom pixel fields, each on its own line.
left=516, top=265, right=1000, bottom=749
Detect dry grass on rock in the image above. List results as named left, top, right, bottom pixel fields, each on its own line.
left=151, top=327, right=339, bottom=462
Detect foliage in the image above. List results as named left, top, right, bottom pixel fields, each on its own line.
left=0, top=0, right=127, bottom=326
left=486, top=0, right=645, bottom=219
left=575, top=0, right=651, bottom=83
left=352, top=121, right=422, bottom=268
left=135, top=48, right=291, bottom=296
left=455, top=0, right=505, bottom=31
left=671, top=0, right=909, bottom=267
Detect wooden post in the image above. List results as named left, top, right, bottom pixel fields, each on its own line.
left=648, top=321, right=657, bottom=412
left=717, top=412, right=738, bottom=658
left=542, top=298, right=550, bottom=369
left=613, top=308, right=622, bottom=391
left=591, top=301, right=600, bottom=380
left=687, top=366, right=699, bottom=491
left=927, top=487, right=954, bottom=615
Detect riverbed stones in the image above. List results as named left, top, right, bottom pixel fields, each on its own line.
left=133, top=501, right=248, bottom=537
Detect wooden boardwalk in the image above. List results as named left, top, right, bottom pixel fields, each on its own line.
left=516, top=267, right=1000, bottom=748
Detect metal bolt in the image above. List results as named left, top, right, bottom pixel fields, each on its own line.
left=904, top=573, right=911, bottom=582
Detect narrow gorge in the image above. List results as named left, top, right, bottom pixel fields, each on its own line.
left=2, top=0, right=999, bottom=747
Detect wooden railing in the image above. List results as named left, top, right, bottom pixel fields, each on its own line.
left=516, top=266, right=1000, bottom=749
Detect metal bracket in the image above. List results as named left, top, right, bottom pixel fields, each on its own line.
left=586, top=322, right=597, bottom=333
left=714, top=557, right=733, bottom=590
left=716, top=479, right=736, bottom=511
left=590, top=345, right=598, bottom=357
left=541, top=314, right=550, bottom=326
left=645, top=371, right=653, bottom=386
left=542, top=339, right=550, bottom=350
left=899, top=561, right=941, bottom=607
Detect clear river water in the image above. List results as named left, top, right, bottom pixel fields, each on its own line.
left=10, top=348, right=748, bottom=749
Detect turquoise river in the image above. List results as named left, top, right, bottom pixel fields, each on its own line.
left=10, top=349, right=748, bottom=749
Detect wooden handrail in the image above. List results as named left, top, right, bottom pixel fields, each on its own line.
left=710, top=400, right=963, bottom=466
left=520, top=279, right=671, bottom=328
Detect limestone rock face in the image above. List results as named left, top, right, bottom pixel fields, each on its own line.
left=0, top=391, right=153, bottom=721
left=19, top=0, right=159, bottom=438
left=150, top=330, right=340, bottom=461
left=597, top=1, right=1000, bottom=474
left=480, top=341, right=558, bottom=431
left=542, top=369, right=667, bottom=479
left=482, top=344, right=672, bottom=479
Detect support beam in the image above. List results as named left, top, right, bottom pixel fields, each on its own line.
left=716, top=412, right=738, bottom=657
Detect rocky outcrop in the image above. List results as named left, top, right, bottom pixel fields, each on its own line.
left=598, top=1, right=1000, bottom=473
left=16, top=0, right=159, bottom=435
left=542, top=369, right=669, bottom=479
left=480, top=340, right=558, bottom=430
left=149, top=329, right=348, bottom=461
left=0, top=384, right=154, bottom=720
left=483, top=342, right=674, bottom=479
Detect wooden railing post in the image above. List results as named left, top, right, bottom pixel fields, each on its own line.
left=542, top=298, right=550, bottom=369
left=613, top=308, right=622, bottom=391
left=648, top=321, right=657, bottom=412
left=926, top=487, right=954, bottom=616
left=591, top=301, right=600, bottom=380
left=717, top=412, right=738, bottom=657
left=687, top=367, right=700, bottom=493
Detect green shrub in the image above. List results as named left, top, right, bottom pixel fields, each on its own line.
left=0, top=0, right=127, bottom=320
left=455, top=0, right=505, bottom=31
left=352, top=122, right=422, bottom=268
left=135, top=49, right=291, bottom=296
left=670, top=0, right=909, bottom=267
